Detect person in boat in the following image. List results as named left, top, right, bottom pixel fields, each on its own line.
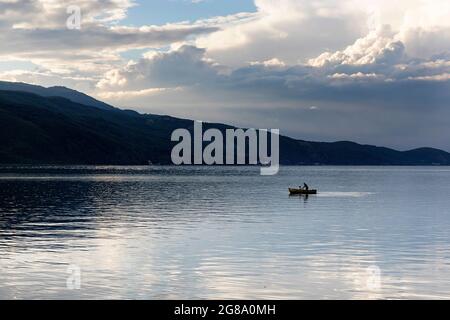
left=303, top=183, right=309, bottom=191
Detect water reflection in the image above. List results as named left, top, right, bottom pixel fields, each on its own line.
left=289, top=193, right=311, bottom=205
left=1, top=166, right=450, bottom=299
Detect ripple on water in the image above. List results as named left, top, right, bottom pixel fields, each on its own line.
left=1, top=166, right=450, bottom=299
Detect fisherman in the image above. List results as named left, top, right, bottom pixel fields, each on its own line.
left=303, top=182, right=309, bottom=191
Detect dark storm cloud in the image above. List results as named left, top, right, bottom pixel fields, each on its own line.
left=99, top=43, right=449, bottom=150
left=102, top=44, right=449, bottom=108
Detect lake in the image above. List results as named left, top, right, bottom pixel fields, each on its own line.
left=0, top=166, right=450, bottom=299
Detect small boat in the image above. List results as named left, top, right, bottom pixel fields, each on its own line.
left=289, top=188, right=317, bottom=195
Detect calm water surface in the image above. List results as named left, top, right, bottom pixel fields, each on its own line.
left=0, top=166, right=450, bottom=299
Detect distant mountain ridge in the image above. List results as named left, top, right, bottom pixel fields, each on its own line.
left=0, top=81, right=115, bottom=111
left=0, top=81, right=449, bottom=166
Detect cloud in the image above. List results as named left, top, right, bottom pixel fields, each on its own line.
left=98, top=33, right=449, bottom=106
left=308, top=26, right=405, bottom=67
left=97, top=87, right=176, bottom=100
left=195, top=0, right=368, bottom=67
left=194, top=0, right=450, bottom=67
left=0, top=0, right=134, bottom=29
left=0, top=0, right=218, bottom=89
left=97, top=45, right=220, bottom=91
left=97, top=29, right=450, bottom=149
left=0, top=25, right=217, bottom=55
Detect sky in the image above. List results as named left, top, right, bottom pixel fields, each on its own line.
left=0, top=0, right=449, bottom=150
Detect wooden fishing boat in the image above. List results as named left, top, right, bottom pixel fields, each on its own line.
left=289, top=188, right=317, bottom=195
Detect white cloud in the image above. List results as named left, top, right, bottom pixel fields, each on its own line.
left=0, top=0, right=218, bottom=89
left=308, top=26, right=404, bottom=67
left=96, top=45, right=221, bottom=91
left=195, top=0, right=368, bottom=66
left=194, top=0, right=450, bottom=67
left=250, top=58, right=286, bottom=68
left=97, top=87, right=176, bottom=100
left=0, top=0, right=134, bottom=28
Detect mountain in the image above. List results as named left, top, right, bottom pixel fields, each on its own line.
left=0, top=81, right=115, bottom=111
left=0, top=86, right=449, bottom=165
